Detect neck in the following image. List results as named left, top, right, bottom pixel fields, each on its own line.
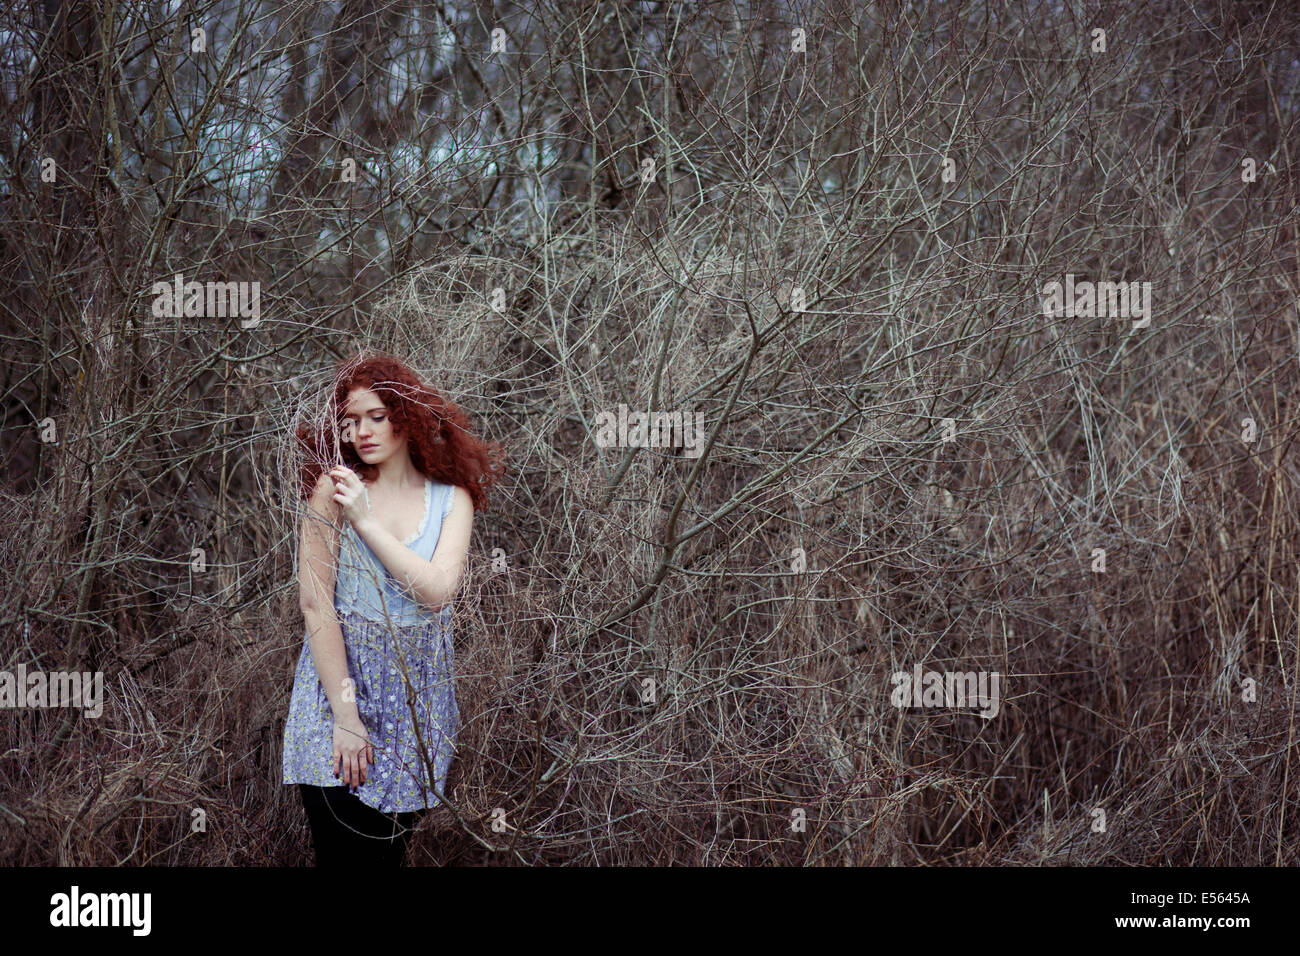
left=368, top=454, right=422, bottom=492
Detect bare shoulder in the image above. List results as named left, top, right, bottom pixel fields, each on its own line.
left=307, top=471, right=340, bottom=519
left=446, top=483, right=474, bottom=518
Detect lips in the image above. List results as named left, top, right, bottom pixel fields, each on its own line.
left=359, top=444, right=378, bottom=452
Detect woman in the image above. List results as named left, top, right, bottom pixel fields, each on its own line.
left=283, top=352, right=505, bottom=866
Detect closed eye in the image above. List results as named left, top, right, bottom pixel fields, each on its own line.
left=340, top=413, right=386, bottom=427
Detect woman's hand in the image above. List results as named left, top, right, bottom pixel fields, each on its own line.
left=329, top=465, right=371, bottom=529
left=332, top=713, right=375, bottom=791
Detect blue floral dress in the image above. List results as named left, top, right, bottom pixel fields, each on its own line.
left=283, top=477, right=459, bottom=813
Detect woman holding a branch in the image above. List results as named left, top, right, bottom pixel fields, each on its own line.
left=283, top=352, right=505, bottom=866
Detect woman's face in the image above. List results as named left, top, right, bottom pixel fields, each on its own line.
left=340, top=387, right=405, bottom=466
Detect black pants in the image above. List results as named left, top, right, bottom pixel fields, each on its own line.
left=298, top=784, right=425, bottom=867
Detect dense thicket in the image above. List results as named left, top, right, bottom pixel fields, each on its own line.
left=1, top=0, right=1297, bottom=864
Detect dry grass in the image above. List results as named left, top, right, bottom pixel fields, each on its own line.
left=1, top=0, right=1297, bottom=864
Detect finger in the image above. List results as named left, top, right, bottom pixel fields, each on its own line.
left=333, top=749, right=341, bottom=779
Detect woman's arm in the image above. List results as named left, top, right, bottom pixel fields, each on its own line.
left=298, top=472, right=360, bottom=723
left=350, top=484, right=475, bottom=613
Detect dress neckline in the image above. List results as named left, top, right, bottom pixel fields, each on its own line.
left=359, top=476, right=431, bottom=545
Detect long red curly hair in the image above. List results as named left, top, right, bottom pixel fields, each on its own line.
left=295, top=352, right=506, bottom=512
